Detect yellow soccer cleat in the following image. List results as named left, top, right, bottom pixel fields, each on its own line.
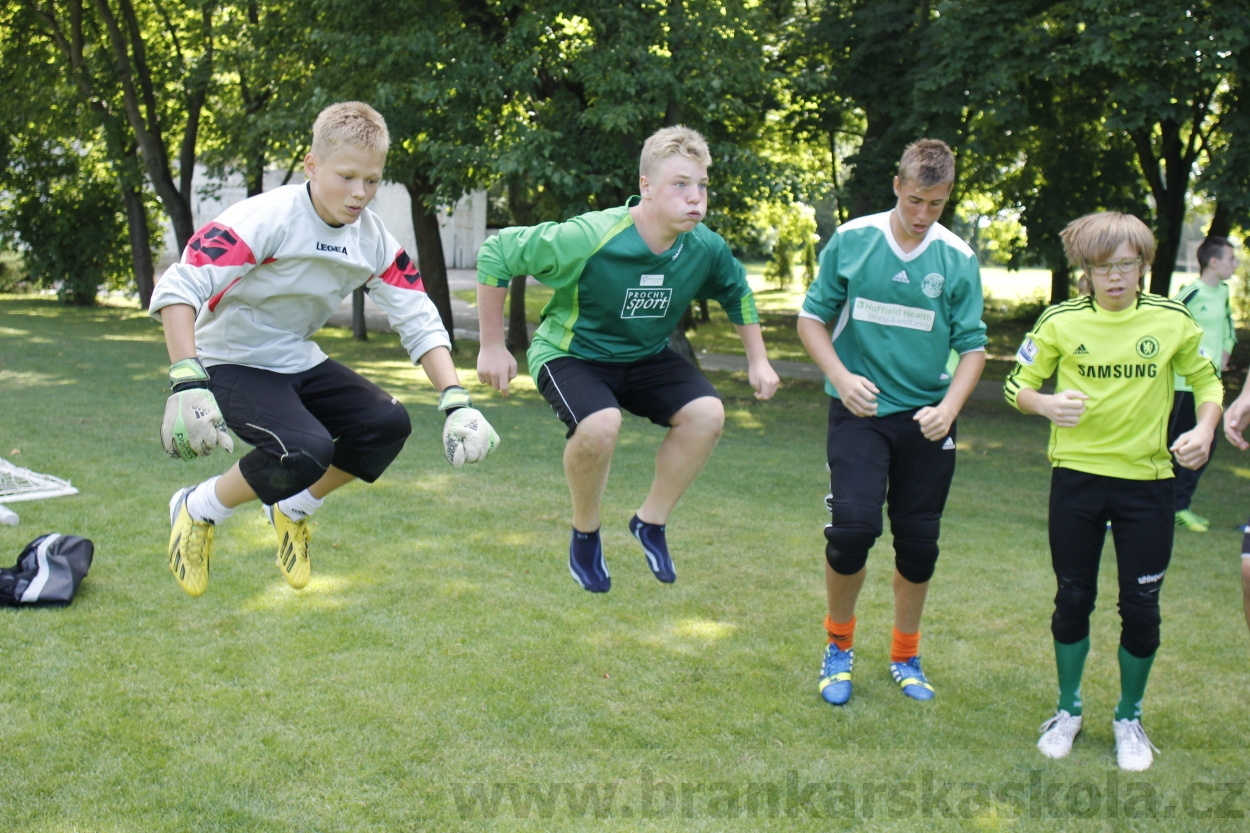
left=266, top=503, right=311, bottom=589
left=168, top=487, right=214, bottom=597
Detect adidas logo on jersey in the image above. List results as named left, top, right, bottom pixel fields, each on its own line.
left=1073, top=344, right=1089, bottom=356
left=941, top=437, right=955, bottom=450
left=892, top=270, right=910, bottom=283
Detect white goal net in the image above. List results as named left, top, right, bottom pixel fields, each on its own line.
left=0, top=458, right=79, bottom=503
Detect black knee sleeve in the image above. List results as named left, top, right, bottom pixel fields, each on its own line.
left=1118, top=587, right=1162, bottom=658
left=824, top=505, right=882, bottom=575
left=1051, top=577, right=1098, bottom=645
left=240, top=435, right=335, bottom=505
left=892, top=518, right=941, bottom=584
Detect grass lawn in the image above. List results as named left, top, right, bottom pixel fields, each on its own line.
left=2, top=295, right=1249, bottom=831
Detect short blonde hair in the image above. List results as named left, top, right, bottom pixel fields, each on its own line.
left=1060, top=211, right=1156, bottom=271
left=639, top=125, right=712, bottom=179
left=311, top=102, right=390, bottom=158
left=897, top=139, right=955, bottom=189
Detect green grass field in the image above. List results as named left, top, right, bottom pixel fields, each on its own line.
left=2, top=296, right=1248, bottom=832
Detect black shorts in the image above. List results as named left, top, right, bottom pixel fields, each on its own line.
left=536, top=348, right=720, bottom=438
left=826, top=398, right=957, bottom=526
left=208, top=359, right=411, bottom=503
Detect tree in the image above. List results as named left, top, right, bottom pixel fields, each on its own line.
left=199, top=0, right=318, bottom=197
left=299, top=0, right=511, bottom=348
left=920, top=0, right=1147, bottom=303
left=1062, top=0, right=1248, bottom=294
left=1, top=1, right=161, bottom=305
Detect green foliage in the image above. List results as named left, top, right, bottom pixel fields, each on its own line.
left=0, top=144, right=131, bottom=306
left=0, top=250, right=27, bottom=293
left=759, top=201, right=818, bottom=290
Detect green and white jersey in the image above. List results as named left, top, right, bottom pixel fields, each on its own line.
left=1172, top=279, right=1234, bottom=391
left=477, top=198, right=759, bottom=377
left=1004, top=294, right=1222, bottom=480
left=800, top=211, right=987, bottom=415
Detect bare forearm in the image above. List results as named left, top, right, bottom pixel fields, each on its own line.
left=160, top=304, right=198, bottom=363
left=939, top=350, right=986, bottom=414
left=477, top=283, right=510, bottom=348
left=418, top=346, right=461, bottom=391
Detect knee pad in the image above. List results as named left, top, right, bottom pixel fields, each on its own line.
left=824, top=504, right=882, bottom=576
left=1118, top=587, right=1162, bottom=658
left=891, top=518, right=941, bottom=584
left=1051, top=578, right=1098, bottom=644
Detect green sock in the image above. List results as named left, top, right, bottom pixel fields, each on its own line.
left=1054, top=637, right=1090, bottom=716
left=1115, top=645, right=1156, bottom=722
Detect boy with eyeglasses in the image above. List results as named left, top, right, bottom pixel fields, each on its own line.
left=1004, top=211, right=1221, bottom=771
left=1168, top=236, right=1237, bottom=532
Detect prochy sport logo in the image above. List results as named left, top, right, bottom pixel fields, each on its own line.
left=621, top=287, right=673, bottom=319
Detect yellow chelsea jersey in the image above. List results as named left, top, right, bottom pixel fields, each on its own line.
left=1004, top=294, right=1221, bottom=480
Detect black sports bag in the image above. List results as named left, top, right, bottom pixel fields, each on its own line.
left=0, top=533, right=94, bottom=606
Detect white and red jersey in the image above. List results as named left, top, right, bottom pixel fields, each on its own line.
left=149, top=183, right=450, bottom=373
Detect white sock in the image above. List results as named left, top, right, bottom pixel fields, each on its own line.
left=187, top=476, right=234, bottom=524
left=276, top=489, right=323, bottom=522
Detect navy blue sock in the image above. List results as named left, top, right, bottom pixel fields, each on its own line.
left=568, top=527, right=609, bottom=592
left=630, top=515, right=675, bottom=583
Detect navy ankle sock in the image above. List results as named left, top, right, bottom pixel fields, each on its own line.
left=630, top=515, right=675, bottom=583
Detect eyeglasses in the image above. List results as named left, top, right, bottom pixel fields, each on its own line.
left=1088, top=258, right=1141, bottom=276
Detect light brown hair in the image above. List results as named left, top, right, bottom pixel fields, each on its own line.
left=1060, top=211, right=1156, bottom=272
left=897, top=139, right=955, bottom=189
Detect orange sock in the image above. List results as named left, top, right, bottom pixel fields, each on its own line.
left=891, top=628, right=921, bottom=663
left=824, top=615, right=856, bottom=651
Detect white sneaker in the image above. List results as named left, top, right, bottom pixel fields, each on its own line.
left=1113, top=718, right=1159, bottom=771
left=1037, top=710, right=1083, bottom=759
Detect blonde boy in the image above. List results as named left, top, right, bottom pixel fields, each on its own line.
left=151, top=101, right=496, bottom=597
left=476, top=126, right=778, bottom=592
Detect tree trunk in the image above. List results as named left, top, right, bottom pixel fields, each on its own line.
left=93, top=0, right=204, bottom=252
left=1208, top=202, right=1232, bottom=239
left=667, top=305, right=699, bottom=367
left=121, top=182, right=155, bottom=308
left=404, top=175, right=455, bottom=349
left=1049, top=261, right=1071, bottom=305
left=1131, top=121, right=1194, bottom=296
left=352, top=287, right=367, bottom=341
left=506, top=275, right=529, bottom=352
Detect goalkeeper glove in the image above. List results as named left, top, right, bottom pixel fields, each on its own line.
left=438, top=385, right=499, bottom=467
left=161, top=358, right=234, bottom=461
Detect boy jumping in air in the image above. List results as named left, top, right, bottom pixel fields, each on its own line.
left=151, top=101, right=497, bottom=597
left=476, top=125, right=779, bottom=592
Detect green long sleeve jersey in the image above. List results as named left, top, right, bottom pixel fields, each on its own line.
left=1004, top=293, right=1223, bottom=480
left=1172, top=279, right=1234, bottom=391
left=477, top=198, right=760, bottom=378
left=800, top=211, right=988, bottom=415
